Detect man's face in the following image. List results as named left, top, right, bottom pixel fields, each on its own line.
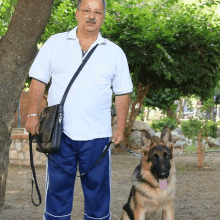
left=76, top=0, right=105, bottom=34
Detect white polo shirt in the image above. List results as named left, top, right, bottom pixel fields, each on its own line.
left=29, top=27, right=133, bottom=140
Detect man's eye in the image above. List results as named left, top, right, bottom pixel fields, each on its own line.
left=85, top=10, right=90, bottom=12
left=95, top=12, right=101, bottom=15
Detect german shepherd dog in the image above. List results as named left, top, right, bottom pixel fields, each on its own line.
left=121, top=126, right=175, bottom=220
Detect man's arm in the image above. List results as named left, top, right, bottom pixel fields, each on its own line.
left=25, top=79, right=46, bottom=135
left=112, top=94, right=130, bottom=145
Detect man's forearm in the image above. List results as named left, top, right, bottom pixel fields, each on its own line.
left=115, top=94, right=131, bottom=131
left=28, top=79, right=46, bottom=114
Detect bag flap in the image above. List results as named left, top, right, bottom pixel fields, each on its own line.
left=38, top=105, right=59, bottom=142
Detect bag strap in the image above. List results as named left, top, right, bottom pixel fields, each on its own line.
left=60, top=44, right=98, bottom=105
left=29, top=133, right=42, bottom=206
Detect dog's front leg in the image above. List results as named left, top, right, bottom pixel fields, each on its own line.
left=133, top=207, right=145, bottom=220
left=162, top=201, right=174, bottom=220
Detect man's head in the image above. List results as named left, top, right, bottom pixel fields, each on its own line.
left=76, top=0, right=106, bottom=34
left=77, top=0, right=106, bottom=14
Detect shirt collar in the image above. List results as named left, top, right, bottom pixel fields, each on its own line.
left=67, top=26, right=106, bottom=45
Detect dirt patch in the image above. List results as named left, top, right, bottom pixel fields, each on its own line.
left=1, top=152, right=220, bottom=220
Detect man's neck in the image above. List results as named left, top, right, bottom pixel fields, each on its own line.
left=76, top=27, right=99, bottom=42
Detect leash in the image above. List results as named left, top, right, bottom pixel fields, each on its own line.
left=76, top=141, right=112, bottom=177
left=117, top=144, right=142, bottom=159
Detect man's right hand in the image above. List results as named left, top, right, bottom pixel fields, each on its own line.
left=25, top=116, right=39, bottom=135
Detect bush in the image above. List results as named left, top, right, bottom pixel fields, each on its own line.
left=151, top=117, right=177, bottom=132
left=181, top=119, right=201, bottom=139
left=205, top=120, right=217, bottom=138
left=181, top=119, right=217, bottom=139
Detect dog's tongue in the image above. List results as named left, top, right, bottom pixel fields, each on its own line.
left=159, top=179, right=168, bottom=190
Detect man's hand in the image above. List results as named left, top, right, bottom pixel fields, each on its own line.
left=112, top=128, right=124, bottom=145
left=25, top=116, right=39, bottom=135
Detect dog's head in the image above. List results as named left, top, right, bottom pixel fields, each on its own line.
left=141, top=126, right=173, bottom=189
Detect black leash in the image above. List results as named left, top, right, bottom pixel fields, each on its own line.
left=29, top=134, right=111, bottom=206
left=77, top=141, right=112, bottom=177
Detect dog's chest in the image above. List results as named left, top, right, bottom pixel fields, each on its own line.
left=142, top=198, right=168, bottom=220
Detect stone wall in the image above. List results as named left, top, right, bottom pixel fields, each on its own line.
left=10, top=132, right=46, bottom=166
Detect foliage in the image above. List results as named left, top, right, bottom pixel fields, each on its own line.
left=181, top=119, right=203, bottom=139
left=143, top=88, right=180, bottom=110
left=2, top=0, right=220, bottom=101
left=181, top=118, right=217, bottom=139
left=151, top=117, right=177, bottom=132
left=102, top=0, right=220, bottom=100
left=39, top=0, right=78, bottom=44
left=0, top=0, right=18, bottom=38
left=205, top=120, right=218, bottom=138
left=181, top=98, right=218, bottom=139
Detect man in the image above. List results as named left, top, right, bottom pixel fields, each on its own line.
left=25, top=0, right=133, bottom=219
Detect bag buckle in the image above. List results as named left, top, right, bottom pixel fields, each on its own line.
left=59, top=113, right=62, bottom=123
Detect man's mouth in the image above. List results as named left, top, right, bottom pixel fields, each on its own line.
left=86, top=20, right=96, bottom=24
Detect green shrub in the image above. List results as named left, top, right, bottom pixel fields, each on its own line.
left=181, top=119, right=201, bottom=139
left=151, top=117, right=177, bottom=132
left=205, top=120, right=217, bottom=138
left=181, top=119, right=217, bottom=139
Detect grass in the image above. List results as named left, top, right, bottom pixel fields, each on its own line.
left=185, top=145, right=197, bottom=153
left=184, top=144, right=220, bottom=153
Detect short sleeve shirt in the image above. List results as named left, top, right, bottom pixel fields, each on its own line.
left=29, top=27, right=133, bottom=140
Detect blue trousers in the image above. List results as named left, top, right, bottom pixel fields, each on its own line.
left=44, top=133, right=111, bottom=220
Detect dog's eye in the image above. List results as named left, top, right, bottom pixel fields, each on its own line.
left=151, top=154, right=158, bottom=162
left=165, top=154, right=171, bottom=159
left=163, top=152, right=171, bottom=159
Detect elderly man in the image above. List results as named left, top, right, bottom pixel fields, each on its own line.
left=25, top=0, right=133, bottom=219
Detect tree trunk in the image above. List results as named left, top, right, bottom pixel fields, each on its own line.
left=146, top=106, right=150, bottom=121
left=122, top=83, right=150, bottom=148
left=166, top=106, right=175, bottom=119
left=0, top=0, right=54, bottom=207
left=177, top=97, right=184, bottom=123
left=197, top=131, right=204, bottom=168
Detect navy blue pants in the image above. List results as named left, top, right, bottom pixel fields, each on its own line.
left=44, top=133, right=111, bottom=220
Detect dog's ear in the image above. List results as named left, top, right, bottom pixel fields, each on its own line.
left=160, top=126, right=173, bottom=150
left=141, top=130, right=153, bottom=152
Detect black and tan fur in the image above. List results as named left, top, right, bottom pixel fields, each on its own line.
left=121, top=126, right=175, bottom=220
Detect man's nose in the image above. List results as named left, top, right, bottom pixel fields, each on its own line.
left=88, top=11, right=95, bottom=19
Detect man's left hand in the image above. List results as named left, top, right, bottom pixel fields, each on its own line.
left=112, top=129, right=124, bottom=145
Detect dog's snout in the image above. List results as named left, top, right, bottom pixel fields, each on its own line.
left=160, top=172, right=169, bottom=179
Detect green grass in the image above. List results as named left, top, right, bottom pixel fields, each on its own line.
left=185, top=144, right=220, bottom=153
left=185, top=145, right=197, bottom=153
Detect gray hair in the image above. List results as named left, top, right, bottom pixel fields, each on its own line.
left=77, top=0, right=107, bottom=14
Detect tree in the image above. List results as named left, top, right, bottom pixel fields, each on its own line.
left=17, top=0, right=220, bottom=148
left=0, top=0, right=54, bottom=207
left=101, top=0, right=220, bottom=146
left=181, top=99, right=218, bottom=168
left=143, top=88, right=181, bottom=119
